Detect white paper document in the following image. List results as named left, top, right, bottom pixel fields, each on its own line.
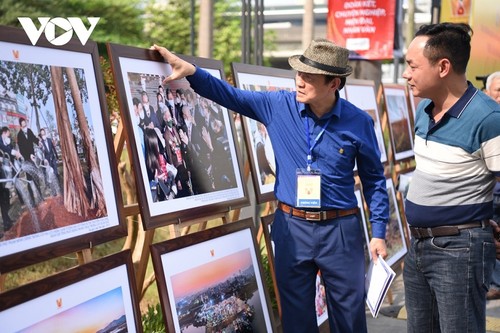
left=365, top=255, right=396, bottom=318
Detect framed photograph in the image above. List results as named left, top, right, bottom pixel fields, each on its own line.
left=396, top=168, right=415, bottom=202
left=384, top=178, right=408, bottom=267
left=355, top=188, right=373, bottom=269
left=344, top=79, right=388, bottom=164
left=407, top=86, right=424, bottom=132
left=150, top=218, right=276, bottom=333
left=107, top=43, right=248, bottom=229
left=231, top=63, right=296, bottom=204
left=260, top=214, right=329, bottom=329
left=381, top=84, right=414, bottom=162
left=0, top=250, right=143, bottom=332
left=396, top=168, right=415, bottom=244
left=0, top=26, right=125, bottom=273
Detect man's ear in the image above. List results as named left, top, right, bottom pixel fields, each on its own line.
left=329, top=77, right=341, bottom=91
left=438, top=58, right=452, bottom=78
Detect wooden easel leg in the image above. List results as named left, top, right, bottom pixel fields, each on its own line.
left=76, top=248, right=93, bottom=265
left=387, top=289, right=394, bottom=305
left=256, top=222, right=264, bottom=243
left=0, top=273, right=5, bottom=292
left=133, top=218, right=155, bottom=298
left=141, top=273, right=157, bottom=299
left=122, top=214, right=136, bottom=250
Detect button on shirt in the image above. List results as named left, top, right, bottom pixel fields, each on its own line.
left=187, top=67, right=389, bottom=238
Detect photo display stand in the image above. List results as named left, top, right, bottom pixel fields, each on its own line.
left=344, top=79, right=388, bottom=166
left=0, top=250, right=144, bottom=333
left=91, top=107, right=239, bottom=304
left=230, top=62, right=295, bottom=204
left=230, top=62, right=298, bottom=247
left=106, top=43, right=251, bottom=299
left=377, top=83, right=415, bottom=249
left=344, top=79, right=415, bottom=305
left=150, top=218, right=277, bottom=333
left=380, top=83, right=415, bottom=164
left=0, top=26, right=126, bottom=291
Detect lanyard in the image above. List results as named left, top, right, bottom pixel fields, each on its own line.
left=304, top=115, right=333, bottom=171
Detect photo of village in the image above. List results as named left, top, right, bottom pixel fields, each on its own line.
left=170, top=248, right=268, bottom=333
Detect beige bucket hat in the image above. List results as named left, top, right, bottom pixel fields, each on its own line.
left=288, top=38, right=353, bottom=77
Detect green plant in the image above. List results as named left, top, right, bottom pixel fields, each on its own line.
left=141, top=303, right=166, bottom=333
left=260, top=249, right=278, bottom=312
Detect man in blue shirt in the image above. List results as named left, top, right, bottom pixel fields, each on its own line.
left=153, top=39, right=389, bottom=333
left=402, top=23, right=500, bottom=332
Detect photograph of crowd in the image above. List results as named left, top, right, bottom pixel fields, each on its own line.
left=0, top=58, right=112, bottom=246
left=128, top=71, right=237, bottom=203
left=107, top=45, right=246, bottom=227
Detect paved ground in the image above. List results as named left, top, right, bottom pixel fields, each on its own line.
left=272, top=267, right=500, bottom=332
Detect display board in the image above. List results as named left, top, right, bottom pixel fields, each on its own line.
left=107, top=43, right=248, bottom=229
left=384, top=178, right=408, bottom=267
left=0, top=250, right=143, bottom=332
left=150, top=218, right=276, bottom=333
left=260, top=213, right=329, bottom=329
left=344, top=79, right=388, bottom=164
left=0, top=26, right=126, bottom=273
left=231, top=63, right=296, bottom=204
left=381, top=84, right=414, bottom=163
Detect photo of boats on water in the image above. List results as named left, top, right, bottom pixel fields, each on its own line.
left=171, top=248, right=268, bottom=333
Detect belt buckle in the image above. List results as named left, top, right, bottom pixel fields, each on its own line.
left=305, top=211, right=321, bottom=221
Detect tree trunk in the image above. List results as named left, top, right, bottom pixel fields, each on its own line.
left=302, top=0, right=315, bottom=49
left=28, top=66, right=41, bottom=131
left=198, top=0, right=213, bottom=58
left=65, top=67, right=107, bottom=217
left=50, top=66, right=90, bottom=217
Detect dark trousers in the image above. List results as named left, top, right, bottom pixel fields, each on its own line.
left=272, top=210, right=367, bottom=333
left=0, top=185, right=12, bottom=229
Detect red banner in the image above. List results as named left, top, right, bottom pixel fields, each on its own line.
left=327, top=0, right=396, bottom=60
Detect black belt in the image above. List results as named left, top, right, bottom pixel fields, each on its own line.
left=278, top=201, right=359, bottom=222
left=409, top=220, right=489, bottom=239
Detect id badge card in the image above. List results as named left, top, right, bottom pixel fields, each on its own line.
left=296, top=168, right=321, bottom=208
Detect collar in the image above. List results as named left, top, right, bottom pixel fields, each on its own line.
left=424, top=81, right=478, bottom=119
left=299, top=90, right=341, bottom=121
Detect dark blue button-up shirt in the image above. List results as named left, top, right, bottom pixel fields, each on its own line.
left=188, top=67, right=389, bottom=238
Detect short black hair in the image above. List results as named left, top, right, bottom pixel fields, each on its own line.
left=325, top=75, right=346, bottom=90
left=415, top=22, right=472, bottom=74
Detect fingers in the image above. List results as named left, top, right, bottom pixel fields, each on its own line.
left=151, top=44, right=196, bottom=83
left=151, top=44, right=177, bottom=84
left=151, top=44, right=172, bottom=60
left=370, top=238, right=387, bottom=263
